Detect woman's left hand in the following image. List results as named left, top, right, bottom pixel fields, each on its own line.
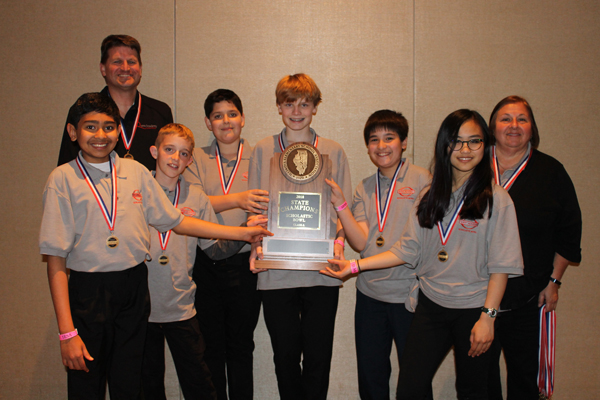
left=538, top=282, right=559, bottom=311
left=468, top=315, right=495, bottom=357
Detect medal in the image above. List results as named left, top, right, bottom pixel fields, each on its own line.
left=492, top=145, right=532, bottom=190
left=106, top=235, right=119, bottom=248
left=215, top=141, right=244, bottom=195
left=158, top=254, right=169, bottom=265
left=157, top=180, right=180, bottom=265
left=76, top=155, right=118, bottom=249
left=375, top=160, right=404, bottom=248
left=124, top=152, right=134, bottom=160
left=278, top=128, right=318, bottom=152
left=436, top=197, right=464, bottom=262
left=437, top=250, right=448, bottom=262
left=117, top=92, right=142, bottom=158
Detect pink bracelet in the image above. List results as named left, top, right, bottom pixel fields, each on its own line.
left=334, top=239, right=345, bottom=248
left=59, top=329, right=78, bottom=341
left=335, top=201, right=348, bottom=212
left=350, top=259, right=359, bottom=274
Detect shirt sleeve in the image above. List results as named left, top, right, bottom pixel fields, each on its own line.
left=39, top=172, right=75, bottom=257
left=143, top=170, right=185, bottom=232
left=486, top=191, right=525, bottom=276
left=183, top=150, right=205, bottom=191
left=389, top=205, right=421, bottom=270
left=552, top=165, right=582, bottom=263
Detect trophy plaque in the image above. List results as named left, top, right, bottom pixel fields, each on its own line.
left=256, top=142, right=334, bottom=270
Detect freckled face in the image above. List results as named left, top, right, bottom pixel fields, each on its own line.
left=277, top=98, right=317, bottom=134
left=152, top=135, right=194, bottom=180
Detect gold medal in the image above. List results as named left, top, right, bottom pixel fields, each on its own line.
left=106, top=235, right=119, bottom=248
left=158, top=254, right=169, bottom=265
left=376, top=236, right=385, bottom=247
left=437, top=250, right=448, bottom=262
left=124, top=152, right=134, bottom=160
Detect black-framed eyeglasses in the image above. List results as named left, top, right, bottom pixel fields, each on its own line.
left=450, top=139, right=484, bottom=151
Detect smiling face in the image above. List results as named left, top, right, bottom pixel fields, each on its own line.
left=150, top=135, right=194, bottom=183
left=100, top=46, right=142, bottom=92
left=67, top=112, right=120, bottom=163
left=277, top=98, right=317, bottom=136
left=450, top=119, right=485, bottom=184
left=367, top=128, right=407, bottom=178
left=493, top=102, right=532, bottom=153
left=205, top=101, right=245, bottom=148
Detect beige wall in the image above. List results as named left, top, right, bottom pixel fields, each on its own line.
left=1, top=1, right=598, bottom=398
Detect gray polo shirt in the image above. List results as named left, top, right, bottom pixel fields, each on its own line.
left=147, top=175, right=217, bottom=323
left=352, top=160, right=431, bottom=303
left=390, top=184, right=524, bottom=309
left=248, top=129, right=352, bottom=290
left=184, top=138, right=253, bottom=253
left=40, top=152, right=184, bottom=272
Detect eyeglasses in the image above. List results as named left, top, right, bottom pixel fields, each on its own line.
left=450, top=139, right=484, bottom=151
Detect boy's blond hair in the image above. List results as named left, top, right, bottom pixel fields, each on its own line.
left=275, top=73, right=322, bottom=106
left=155, top=123, right=195, bottom=150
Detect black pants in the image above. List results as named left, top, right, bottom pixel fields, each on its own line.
left=355, top=289, right=414, bottom=400
left=488, top=297, right=540, bottom=400
left=262, top=285, right=339, bottom=400
left=142, top=317, right=216, bottom=400
left=194, top=249, right=261, bottom=400
left=67, top=263, right=150, bottom=400
left=397, top=292, right=492, bottom=400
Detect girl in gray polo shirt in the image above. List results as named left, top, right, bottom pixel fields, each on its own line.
left=322, top=109, right=523, bottom=399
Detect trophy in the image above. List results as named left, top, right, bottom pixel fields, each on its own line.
left=255, top=142, right=334, bottom=270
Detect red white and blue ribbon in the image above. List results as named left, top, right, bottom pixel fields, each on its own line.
left=278, top=130, right=318, bottom=152
left=119, top=93, right=142, bottom=151
left=437, top=198, right=465, bottom=246
left=215, top=141, right=243, bottom=195
left=76, top=155, right=117, bottom=232
left=375, top=160, right=404, bottom=235
left=538, top=304, right=556, bottom=399
left=158, top=180, right=180, bottom=252
left=492, top=146, right=532, bottom=190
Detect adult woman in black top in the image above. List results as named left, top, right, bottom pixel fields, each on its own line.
left=487, top=96, right=582, bottom=399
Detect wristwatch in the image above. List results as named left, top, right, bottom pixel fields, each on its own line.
left=481, top=307, right=498, bottom=318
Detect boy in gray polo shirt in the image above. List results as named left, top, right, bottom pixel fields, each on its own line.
left=248, top=74, right=352, bottom=399
left=40, top=93, right=270, bottom=399
left=326, top=110, right=431, bottom=399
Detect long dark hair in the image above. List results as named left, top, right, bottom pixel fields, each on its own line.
left=417, top=109, right=493, bottom=228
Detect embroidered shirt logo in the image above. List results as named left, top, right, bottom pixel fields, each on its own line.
left=398, top=187, right=415, bottom=198
left=132, top=190, right=143, bottom=203
left=459, top=219, right=478, bottom=233
left=242, top=172, right=248, bottom=182
left=180, top=207, right=196, bottom=217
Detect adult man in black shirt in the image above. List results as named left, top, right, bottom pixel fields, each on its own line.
left=57, top=35, right=173, bottom=170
